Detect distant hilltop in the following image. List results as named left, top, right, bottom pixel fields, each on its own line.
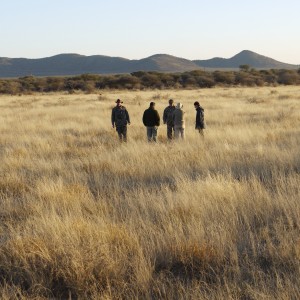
left=0, top=50, right=298, bottom=77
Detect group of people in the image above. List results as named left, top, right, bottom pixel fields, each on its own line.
left=111, top=99, right=205, bottom=142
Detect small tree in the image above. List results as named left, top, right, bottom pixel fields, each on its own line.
left=239, top=64, right=250, bottom=72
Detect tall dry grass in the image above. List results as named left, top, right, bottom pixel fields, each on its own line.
left=0, top=86, right=300, bottom=299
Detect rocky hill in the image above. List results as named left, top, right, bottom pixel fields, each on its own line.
left=0, top=50, right=298, bottom=77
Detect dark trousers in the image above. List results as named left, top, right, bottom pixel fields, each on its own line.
left=167, top=125, right=174, bottom=140
left=116, top=126, right=127, bottom=142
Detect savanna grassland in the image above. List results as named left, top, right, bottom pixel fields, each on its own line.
left=0, top=87, right=300, bottom=299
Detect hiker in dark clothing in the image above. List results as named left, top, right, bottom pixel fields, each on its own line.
left=111, top=99, right=130, bottom=142
left=194, top=101, right=205, bottom=136
left=163, top=99, right=176, bottom=140
left=142, top=102, right=160, bottom=142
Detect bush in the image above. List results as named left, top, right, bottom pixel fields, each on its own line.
left=260, top=70, right=278, bottom=85
left=115, top=75, right=141, bottom=89
left=213, top=71, right=235, bottom=85
left=195, top=75, right=215, bottom=88
left=45, top=77, right=64, bottom=92
left=140, top=73, right=163, bottom=89
left=0, top=80, right=21, bottom=94
left=19, top=76, right=43, bottom=93
left=278, top=70, right=299, bottom=85
left=235, top=72, right=258, bottom=86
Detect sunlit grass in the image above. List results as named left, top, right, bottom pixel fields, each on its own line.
left=0, top=86, right=299, bottom=299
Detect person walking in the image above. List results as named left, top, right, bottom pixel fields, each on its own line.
left=163, top=99, right=176, bottom=140
left=111, top=99, right=130, bottom=142
left=173, top=103, right=185, bottom=139
left=142, top=102, right=160, bottom=142
left=194, top=101, right=205, bottom=136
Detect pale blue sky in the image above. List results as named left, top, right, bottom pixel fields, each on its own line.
left=1, top=0, right=299, bottom=63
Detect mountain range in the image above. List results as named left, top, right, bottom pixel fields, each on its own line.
left=0, top=50, right=298, bottom=77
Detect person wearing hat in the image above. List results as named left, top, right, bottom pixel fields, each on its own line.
left=142, top=102, right=160, bottom=142
left=194, top=101, right=205, bottom=136
left=173, top=103, right=185, bottom=139
left=163, top=99, right=176, bottom=140
left=111, top=99, right=131, bottom=142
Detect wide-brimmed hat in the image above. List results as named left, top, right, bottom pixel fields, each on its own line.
left=176, top=103, right=183, bottom=109
left=116, top=99, right=123, bottom=103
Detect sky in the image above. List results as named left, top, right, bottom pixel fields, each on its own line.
left=0, top=0, right=299, bottom=64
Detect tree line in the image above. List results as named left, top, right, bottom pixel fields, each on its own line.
left=1, top=66, right=300, bottom=94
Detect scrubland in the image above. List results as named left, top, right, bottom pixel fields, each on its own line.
left=0, top=86, right=300, bottom=299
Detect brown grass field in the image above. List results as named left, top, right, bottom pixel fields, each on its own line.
left=0, top=86, right=300, bottom=299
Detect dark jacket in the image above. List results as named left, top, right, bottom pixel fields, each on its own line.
left=163, top=106, right=175, bottom=126
left=111, top=106, right=130, bottom=127
left=195, top=106, right=205, bottom=129
left=143, top=107, right=160, bottom=127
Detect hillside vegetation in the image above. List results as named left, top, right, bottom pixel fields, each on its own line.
left=1, top=67, right=300, bottom=95
left=0, top=87, right=300, bottom=299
